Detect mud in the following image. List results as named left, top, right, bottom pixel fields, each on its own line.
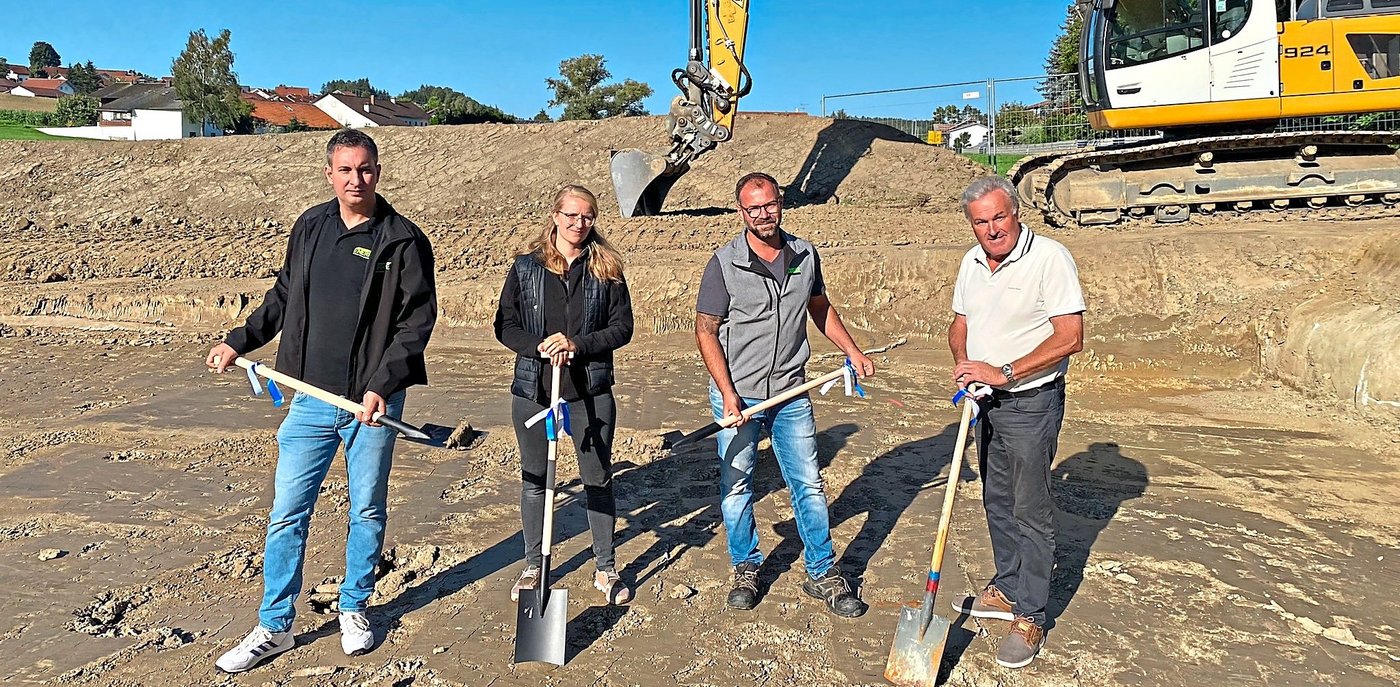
left=0, top=116, right=1397, bottom=686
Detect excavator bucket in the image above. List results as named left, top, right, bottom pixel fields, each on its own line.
left=610, top=148, right=688, bottom=217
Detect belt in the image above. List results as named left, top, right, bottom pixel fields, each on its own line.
left=989, top=377, right=1064, bottom=400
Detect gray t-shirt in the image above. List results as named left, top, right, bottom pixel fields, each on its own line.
left=697, top=245, right=825, bottom=316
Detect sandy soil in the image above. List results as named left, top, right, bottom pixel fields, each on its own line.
left=0, top=115, right=1397, bottom=686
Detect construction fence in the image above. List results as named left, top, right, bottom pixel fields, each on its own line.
left=822, top=72, right=1400, bottom=169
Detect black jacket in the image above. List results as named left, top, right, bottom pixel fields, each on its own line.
left=225, top=195, right=437, bottom=399
left=494, top=250, right=633, bottom=404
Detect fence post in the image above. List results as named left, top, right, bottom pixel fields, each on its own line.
left=988, top=78, right=997, bottom=174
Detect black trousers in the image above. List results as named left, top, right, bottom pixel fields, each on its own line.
left=512, top=393, right=618, bottom=571
left=975, top=378, right=1065, bottom=626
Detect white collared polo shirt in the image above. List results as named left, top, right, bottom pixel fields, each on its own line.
left=951, top=224, right=1085, bottom=392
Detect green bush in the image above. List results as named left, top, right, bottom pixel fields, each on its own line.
left=55, top=96, right=98, bottom=126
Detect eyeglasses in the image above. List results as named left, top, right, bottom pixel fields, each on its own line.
left=558, top=211, right=596, bottom=225
left=740, top=200, right=782, bottom=218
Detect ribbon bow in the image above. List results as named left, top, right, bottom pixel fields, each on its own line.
left=819, top=358, right=867, bottom=398
left=951, top=384, right=993, bottom=425
left=524, top=399, right=571, bottom=441
left=244, top=363, right=284, bottom=407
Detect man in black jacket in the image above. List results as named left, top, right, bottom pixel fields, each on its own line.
left=206, top=129, right=437, bottom=672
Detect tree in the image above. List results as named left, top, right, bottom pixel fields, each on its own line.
left=545, top=54, right=652, bottom=120
left=532, top=109, right=551, bottom=123
left=0, top=57, right=9, bottom=74
left=56, top=95, right=99, bottom=126
left=65, top=61, right=102, bottom=95
left=399, top=84, right=517, bottom=124
left=171, top=28, right=251, bottom=133
left=953, top=131, right=972, bottom=153
left=29, top=41, right=60, bottom=76
left=1045, top=3, right=1083, bottom=75
left=830, top=109, right=849, bottom=119
left=321, top=78, right=386, bottom=97
left=932, top=104, right=987, bottom=125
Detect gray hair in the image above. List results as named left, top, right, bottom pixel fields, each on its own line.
left=325, top=128, right=379, bottom=165
left=960, top=176, right=1019, bottom=217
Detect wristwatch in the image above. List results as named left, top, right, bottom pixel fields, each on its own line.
left=1000, top=363, right=1017, bottom=385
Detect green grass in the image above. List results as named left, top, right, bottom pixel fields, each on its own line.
left=963, top=153, right=1019, bottom=176
left=0, top=124, right=70, bottom=140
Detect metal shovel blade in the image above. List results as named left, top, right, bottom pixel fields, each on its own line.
left=610, top=148, right=685, bottom=217
left=883, top=603, right=951, bottom=687
left=513, top=587, right=568, bottom=665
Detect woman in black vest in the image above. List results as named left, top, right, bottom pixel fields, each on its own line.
left=494, top=184, right=635, bottom=604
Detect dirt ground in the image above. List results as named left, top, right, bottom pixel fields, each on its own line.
left=1, top=115, right=1398, bottom=686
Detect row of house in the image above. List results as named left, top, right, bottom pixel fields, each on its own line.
left=23, top=76, right=430, bottom=140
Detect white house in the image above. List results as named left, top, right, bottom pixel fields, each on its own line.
left=314, top=92, right=429, bottom=128
left=945, top=120, right=990, bottom=149
left=39, top=84, right=221, bottom=140
left=10, top=78, right=74, bottom=98
left=4, top=65, right=29, bottom=82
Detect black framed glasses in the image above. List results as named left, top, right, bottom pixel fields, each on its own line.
left=740, top=200, right=781, bottom=218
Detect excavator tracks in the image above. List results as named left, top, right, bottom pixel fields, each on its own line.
left=1011, top=131, right=1400, bottom=229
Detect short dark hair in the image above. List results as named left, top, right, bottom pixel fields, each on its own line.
left=734, top=171, right=780, bottom=202
left=325, top=128, right=379, bottom=165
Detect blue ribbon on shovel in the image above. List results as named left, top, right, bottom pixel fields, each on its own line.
left=525, top=400, right=571, bottom=441
left=244, top=362, right=284, bottom=407
left=950, top=384, right=992, bottom=425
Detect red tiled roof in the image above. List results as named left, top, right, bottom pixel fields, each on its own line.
left=274, top=85, right=314, bottom=102
left=95, top=69, right=141, bottom=83
left=6, top=65, right=29, bottom=76
left=22, top=78, right=69, bottom=91
left=242, top=96, right=340, bottom=129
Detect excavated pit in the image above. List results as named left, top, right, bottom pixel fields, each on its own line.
left=0, top=115, right=1397, bottom=687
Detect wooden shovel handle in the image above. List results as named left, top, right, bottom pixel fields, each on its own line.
left=231, top=357, right=374, bottom=417
left=722, top=367, right=850, bottom=426
left=927, top=387, right=982, bottom=586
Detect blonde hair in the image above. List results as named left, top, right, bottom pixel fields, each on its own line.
left=524, top=184, right=625, bottom=282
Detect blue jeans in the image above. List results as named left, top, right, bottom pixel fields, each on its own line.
left=710, top=385, right=835, bottom=579
left=258, top=390, right=405, bottom=633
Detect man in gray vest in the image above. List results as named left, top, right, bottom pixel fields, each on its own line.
left=694, top=171, right=875, bottom=618
left=948, top=176, right=1084, bottom=669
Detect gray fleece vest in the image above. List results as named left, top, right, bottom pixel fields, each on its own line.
left=714, top=231, right=818, bottom=399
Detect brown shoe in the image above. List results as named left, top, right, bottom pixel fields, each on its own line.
left=996, top=616, right=1045, bottom=669
left=951, top=584, right=1014, bottom=621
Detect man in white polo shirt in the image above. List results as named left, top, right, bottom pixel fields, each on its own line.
left=946, top=176, right=1084, bottom=669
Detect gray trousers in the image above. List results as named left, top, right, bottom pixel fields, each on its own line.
left=975, top=378, right=1065, bottom=626
left=512, top=393, right=618, bottom=572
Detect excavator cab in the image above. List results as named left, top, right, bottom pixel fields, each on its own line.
left=610, top=0, right=751, bottom=217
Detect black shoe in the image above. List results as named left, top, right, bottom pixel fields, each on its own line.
left=802, top=566, right=866, bottom=618
left=727, top=562, right=760, bottom=610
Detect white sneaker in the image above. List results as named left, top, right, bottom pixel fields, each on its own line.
left=214, top=625, right=293, bottom=673
left=339, top=611, right=373, bottom=656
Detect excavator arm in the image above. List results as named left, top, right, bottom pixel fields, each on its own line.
left=610, top=0, right=751, bottom=217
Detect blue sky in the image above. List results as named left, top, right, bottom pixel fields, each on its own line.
left=5, top=1, right=1070, bottom=119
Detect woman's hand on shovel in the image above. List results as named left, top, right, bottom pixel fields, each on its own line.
left=538, top=333, right=576, bottom=368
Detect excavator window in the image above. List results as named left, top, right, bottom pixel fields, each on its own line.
left=1347, top=33, right=1400, bottom=79
left=1213, top=0, right=1252, bottom=41
left=1107, top=0, right=1208, bottom=68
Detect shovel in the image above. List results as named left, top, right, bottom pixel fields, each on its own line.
left=884, top=383, right=984, bottom=687
left=514, top=360, right=569, bottom=665
left=228, top=356, right=432, bottom=441
left=662, top=367, right=850, bottom=449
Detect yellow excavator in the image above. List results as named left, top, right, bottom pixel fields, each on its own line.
left=610, top=0, right=751, bottom=217
left=1015, top=0, right=1400, bottom=226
